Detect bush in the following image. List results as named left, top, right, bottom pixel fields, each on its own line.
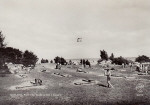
left=22, top=50, right=38, bottom=67
left=54, top=56, right=67, bottom=65
left=85, top=60, right=90, bottom=65
left=0, top=47, right=23, bottom=64
left=0, top=31, right=39, bottom=69
left=85, top=60, right=91, bottom=67
left=50, top=60, right=53, bottom=63
left=41, top=59, right=49, bottom=63
left=112, top=56, right=129, bottom=65
left=135, top=55, right=150, bottom=63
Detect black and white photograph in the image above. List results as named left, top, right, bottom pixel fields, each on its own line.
left=0, top=0, right=150, bottom=105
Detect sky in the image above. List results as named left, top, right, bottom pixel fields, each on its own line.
left=0, top=0, right=150, bottom=60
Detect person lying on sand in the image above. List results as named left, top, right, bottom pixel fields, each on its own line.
left=76, top=68, right=86, bottom=73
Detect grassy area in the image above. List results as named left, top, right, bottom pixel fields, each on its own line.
left=0, top=63, right=150, bottom=105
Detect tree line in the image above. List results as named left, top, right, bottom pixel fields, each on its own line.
left=0, top=31, right=38, bottom=70
left=100, top=50, right=150, bottom=65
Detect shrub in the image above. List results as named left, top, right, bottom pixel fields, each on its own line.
left=54, top=56, right=67, bottom=65
left=22, top=50, right=38, bottom=67
left=41, top=59, right=49, bottom=63
left=135, top=55, right=150, bottom=63
left=112, top=56, right=129, bottom=65
left=50, top=60, right=53, bottom=63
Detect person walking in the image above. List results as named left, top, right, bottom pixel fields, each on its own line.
left=104, top=65, right=113, bottom=88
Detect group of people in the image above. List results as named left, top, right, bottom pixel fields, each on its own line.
left=81, top=59, right=91, bottom=68
left=55, top=63, right=61, bottom=70
left=136, top=63, right=149, bottom=74
left=122, top=63, right=133, bottom=69
left=54, top=61, right=148, bottom=88
left=55, top=61, right=113, bottom=88
left=106, top=63, right=150, bottom=88
left=122, top=63, right=149, bottom=74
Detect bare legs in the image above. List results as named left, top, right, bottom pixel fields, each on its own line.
left=107, top=80, right=113, bottom=88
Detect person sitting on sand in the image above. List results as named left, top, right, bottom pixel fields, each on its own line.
left=104, top=65, right=113, bottom=88
left=41, top=66, right=46, bottom=72
left=35, top=79, right=42, bottom=85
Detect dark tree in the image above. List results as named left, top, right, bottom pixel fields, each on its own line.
left=4, top=47, right=23, bottom=64
left=100, top=50, right=108, bottom=61
left=0, top=31, right=6, bottom=48
left=109, top=53, right=114, bottom=61
left=54, top=56, right=67, bottom=65
left=22, top=50, right=38, bottom=67
left=112, top=56, right=129, bottom=65
left=50, top=60, right=53, bottom=63
left=46, top=59, right=49, bottom=63
left=0, top=48, right=5, bottom=68
left=135, top=55, right=150, bottom=63
left=54, top=56, right=61, bottom=64
left=60, top=57, right=67, bottom=65
left=0, top=31, right=6, bottom=69
left=41, top=58, right=44, bottom=63
left=86, top=60, right=91, bottom=68
left=0, top=31, right=39, bottom=71
left=41, top=58, right=49, bottom=63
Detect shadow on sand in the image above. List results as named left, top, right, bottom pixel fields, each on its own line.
left=96, top=83, right=108, bottom=87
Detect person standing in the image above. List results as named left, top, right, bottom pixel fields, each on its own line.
left=145, top=65, right=148, bottom=75
left=130, top=63, right=133, bottom=72
left=104, top=66, right=113, bottom=88
left=122, top=63, right=125, bottom=68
